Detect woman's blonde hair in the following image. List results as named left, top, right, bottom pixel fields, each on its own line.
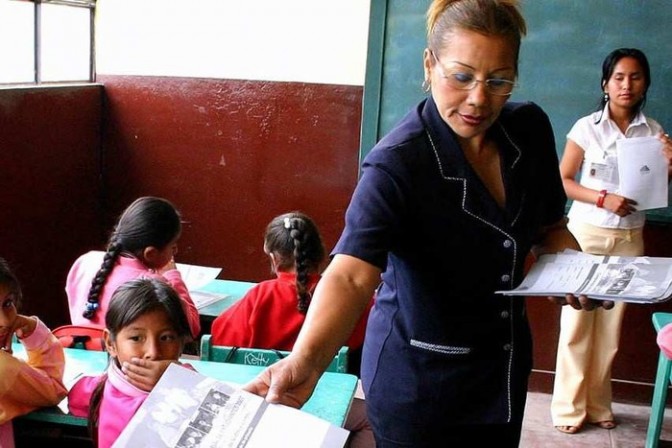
left=427, top=0, right=527, bottom=71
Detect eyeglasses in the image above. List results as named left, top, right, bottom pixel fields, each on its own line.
left=430, top=50, right=517, bottom=96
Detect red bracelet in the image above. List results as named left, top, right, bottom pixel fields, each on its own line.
left=596, top=189, right=608, bottom=208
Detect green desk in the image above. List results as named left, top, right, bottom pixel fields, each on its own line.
left=195, top=279, right=256, bottom=337
left=15, top=344, right=357, bottom=428
left=196, top=279, right=256, bottom=319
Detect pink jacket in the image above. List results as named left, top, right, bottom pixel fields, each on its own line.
left=0, top=318, right=67, bottom=446
left=69, top=361, right=195, bottom=448
left=69, top=362, right=148, bottom=448
left=66, top=251, right=201, bottom=338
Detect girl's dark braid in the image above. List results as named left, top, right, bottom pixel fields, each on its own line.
left=287, top=217, right=311, bottom=313
left=83, top=237, right=122, bottom=319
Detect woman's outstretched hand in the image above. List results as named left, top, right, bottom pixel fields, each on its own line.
left=547, top=294, right=614, bottom=311
left=243, top=354, right=323, bottom=409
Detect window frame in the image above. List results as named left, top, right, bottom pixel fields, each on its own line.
left=11, top=0, right=96, bottom=84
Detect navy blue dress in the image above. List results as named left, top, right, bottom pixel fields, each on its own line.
left=333, top=96, right=566, bottom=445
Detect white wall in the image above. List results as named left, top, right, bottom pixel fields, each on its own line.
left=95, top=0, right=371, bottom=86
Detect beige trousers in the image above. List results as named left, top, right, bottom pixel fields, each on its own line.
left=551, top=222, right=643, bottom=426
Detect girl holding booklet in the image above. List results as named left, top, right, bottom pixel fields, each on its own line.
left=68, top=278, right=194, bottom=448
left=553, top=48, right=672, bottom=434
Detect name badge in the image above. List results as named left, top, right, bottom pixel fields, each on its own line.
left=588, top=162, right=617, bottom=183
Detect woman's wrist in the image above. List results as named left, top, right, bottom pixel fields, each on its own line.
left=596, top=189, right=608, bottom=208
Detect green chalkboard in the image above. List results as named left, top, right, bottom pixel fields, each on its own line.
left=360, top=0, right=672, bottom=222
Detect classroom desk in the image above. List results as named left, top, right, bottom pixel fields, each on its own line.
left=195, top=279, right=256, bottom=335
left=14, top=344, right=358, bottom=428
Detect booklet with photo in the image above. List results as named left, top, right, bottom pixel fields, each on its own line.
left=113, top=364, right=349, bottom=448
left=497, top=250, right=672, bottom=303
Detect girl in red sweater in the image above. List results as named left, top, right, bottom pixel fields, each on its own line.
left=211, top=211, right=373, bottom=448
left=211, top=211, right=370, bottom=351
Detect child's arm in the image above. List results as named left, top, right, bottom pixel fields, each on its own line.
left=157, top=268, right=201, bottom=339
left=0, top=317, right=67, bottom=422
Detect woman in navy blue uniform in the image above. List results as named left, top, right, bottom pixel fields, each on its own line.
left=245, top=0, right=613, bottom=446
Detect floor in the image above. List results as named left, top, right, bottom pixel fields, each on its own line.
left=521, top=391, right=672, bottom=448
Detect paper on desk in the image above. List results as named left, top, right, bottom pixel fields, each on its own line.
left=113, top=364, right=349, bottom=448
left=190, top=290, right=231, bottom=310
left=617, top=136, right=668, bottom=210
left=176, top=263, right=229, bottom=309
left=176, top=263, right=222, bottom=291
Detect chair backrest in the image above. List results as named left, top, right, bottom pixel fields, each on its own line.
left=52, top=325, right=106, bottom=351
left=199, top=334, right=348, bottom=373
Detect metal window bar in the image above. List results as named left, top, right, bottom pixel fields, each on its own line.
left=19, top=0, right=97, bottom=83
left=42, top=0, right=96, bottom=8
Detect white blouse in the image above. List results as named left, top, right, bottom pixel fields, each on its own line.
left=566, top=105, right=664, bottom=229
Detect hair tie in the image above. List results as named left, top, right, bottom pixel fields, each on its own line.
left=86, top=302, right=99, bottom=311
left=284, top=218, right=291, bottom=229
left=82, top=301, right=99, bottom=319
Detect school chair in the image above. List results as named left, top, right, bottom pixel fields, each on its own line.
left=646, top=312, right=672, bottom=448
left=199, top=334, right=349, bottom=373
left=52, top=325, right=106, bottom=351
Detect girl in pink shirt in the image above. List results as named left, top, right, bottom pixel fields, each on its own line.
left=0, top=257, right=67, bottom=448
left=68, top=277, right=194, bottom=448
left=65, top=196, right=200, bottom=338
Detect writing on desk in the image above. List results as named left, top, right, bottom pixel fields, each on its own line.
left=244, top=352, right=273, bottom=366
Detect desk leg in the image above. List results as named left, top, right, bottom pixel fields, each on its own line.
left=646, top=351, right=672, bottom=448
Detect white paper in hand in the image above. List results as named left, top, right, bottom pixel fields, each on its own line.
left=113, top=364, right=349, bottom=448
left=616, top=136, right=668, bottom=210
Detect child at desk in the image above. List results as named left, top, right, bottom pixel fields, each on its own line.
left=65, top=196, right=200, bottom=339
left=211, top=211, right=374, bottom=448
left=0, top=257, right=67, bottom=448
left=68, top=277, right=194, bottom=448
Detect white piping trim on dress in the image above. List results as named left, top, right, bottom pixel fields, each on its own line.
left=410, top=339, right=472, bottom=355
left=424, top=126, right=518, bottom=286
left=424, top=125, right=525, bottom=422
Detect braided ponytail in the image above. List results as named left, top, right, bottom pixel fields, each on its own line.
left=288, top=218, right=312, bottom=313
left=264, top=212, right=326, bottom=314
left=83, top=238, right=122, bottom=319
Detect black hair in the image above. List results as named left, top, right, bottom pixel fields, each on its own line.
left=0, top=257, right=22, bottom=308
left=595, top=48, right=651, bottom=122
left=88, top=277, right=191, bottom=438
left=264, top=212, right=325, bottom=313
left=83, top=196, right=182, bottom=320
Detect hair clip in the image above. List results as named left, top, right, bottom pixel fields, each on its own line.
left=284, top=217, right=291, bottom=229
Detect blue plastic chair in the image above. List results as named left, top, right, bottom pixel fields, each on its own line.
left=646, top=312, right=672, bottom=448
left=199, top=334, right=348, bottom=373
